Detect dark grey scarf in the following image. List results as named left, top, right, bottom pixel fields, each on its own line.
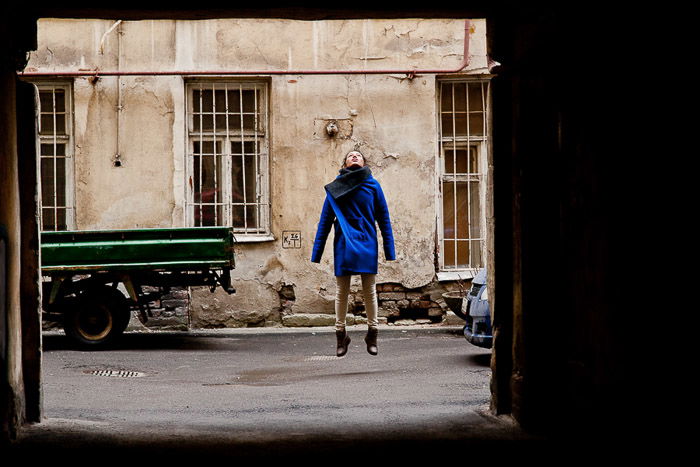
left=324, top=166, right=371, bottom=200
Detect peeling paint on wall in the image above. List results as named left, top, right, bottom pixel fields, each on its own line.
left=28, top=17, right=490, bottom=328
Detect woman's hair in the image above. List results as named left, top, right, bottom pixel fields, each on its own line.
left=341, top=150, right=368, bottom=169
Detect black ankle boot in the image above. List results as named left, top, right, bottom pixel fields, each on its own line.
left=336, top=329, right=351, bottom=357
left=364, top=327, right=378, bottom=355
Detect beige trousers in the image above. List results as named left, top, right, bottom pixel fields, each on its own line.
left=335, top=274, right=379, bottom=330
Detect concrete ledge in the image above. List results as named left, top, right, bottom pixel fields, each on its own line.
left=443, top=311, right=466, bottom=326
left=281, top=313, right=335, bottom=327
left=280, top=313, right=396, bottom=327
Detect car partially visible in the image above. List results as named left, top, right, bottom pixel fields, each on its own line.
left=463, top=268, right=492, bottom=349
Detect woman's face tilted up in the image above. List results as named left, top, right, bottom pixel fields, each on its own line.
left=345, top=151, right=365, bottom=168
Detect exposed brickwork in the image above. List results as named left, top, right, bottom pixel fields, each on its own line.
left=135, top=286, right=190, bottom=330
left=349, top=281, right=462, bottom=325
left=277, top=283, right=296, bottom=324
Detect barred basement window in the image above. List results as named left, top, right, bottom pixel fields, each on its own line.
left=36, top=84, right=75, bottom=231
left=437, top=79, right=490, bottom=272
left=186, top=81, right=270, bottom=238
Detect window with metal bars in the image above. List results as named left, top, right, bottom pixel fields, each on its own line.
left=186, top=81, right=270, bottom=237
left=36, top=84, right=75, bottom=231
left=438, top=79, right=490, bottom=271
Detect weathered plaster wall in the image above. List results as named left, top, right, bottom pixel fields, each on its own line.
left=27, top=18, right=489, bottom=328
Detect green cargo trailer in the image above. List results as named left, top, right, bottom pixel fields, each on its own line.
left=41, top=227, right=236, bottom=348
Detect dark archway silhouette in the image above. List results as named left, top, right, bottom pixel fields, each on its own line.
left=2, top=4, right=646, bottom=449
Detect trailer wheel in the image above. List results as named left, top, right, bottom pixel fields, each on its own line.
left=63, top=288, right=130, bottom=348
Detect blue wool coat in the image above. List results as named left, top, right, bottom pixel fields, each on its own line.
left=311, top=174, right=395, bottom=276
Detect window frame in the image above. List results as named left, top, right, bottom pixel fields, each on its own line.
left=436, top=76, right=491, bottom=279
left=34, top=81, right=76, bottom=232
left=184, top=79, right=272, bottom=242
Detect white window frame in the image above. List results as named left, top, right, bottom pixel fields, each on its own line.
left=185, top=79, right=272, bottom=242
left=436, top=77, right=491, bottom=280
left=34, top=82, right=76, bottom=232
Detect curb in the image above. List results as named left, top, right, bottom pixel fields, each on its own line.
left=43, top=323, right=465, bottom=337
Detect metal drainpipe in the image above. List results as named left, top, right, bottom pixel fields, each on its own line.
left=19, top=20, right=471, bottom=78
left=116, top=21, right=123, bottom=167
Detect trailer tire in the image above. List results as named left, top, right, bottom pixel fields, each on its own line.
left=63, top=287, right=130, bottom=348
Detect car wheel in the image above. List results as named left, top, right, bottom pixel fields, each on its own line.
left=63, top=287, right=130, bottom=348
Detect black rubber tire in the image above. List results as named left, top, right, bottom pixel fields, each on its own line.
left=63, top=287, right=130, bottom=348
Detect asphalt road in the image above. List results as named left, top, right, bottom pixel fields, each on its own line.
left=11, top=325, right=540, bottom=461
